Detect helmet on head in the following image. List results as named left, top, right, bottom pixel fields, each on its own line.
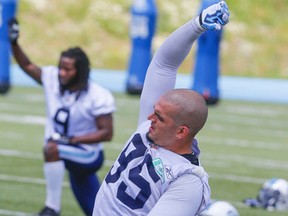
left=257, top=178, right=288, bottom=211
left=199, top=200, right=239, bottom=216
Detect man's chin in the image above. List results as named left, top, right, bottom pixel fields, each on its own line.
left=146, top=132, right=154, bottom=143
left=59, top=76, right=78, bottom=90
left=61, top=84, right=70, bottom=89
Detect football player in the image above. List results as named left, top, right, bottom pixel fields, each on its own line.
left=93, top=1, right=230, bottom=216
left=8, top=20, right=116, bottom=216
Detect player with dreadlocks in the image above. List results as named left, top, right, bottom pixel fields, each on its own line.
left=8, top=19, right=116, bottom=216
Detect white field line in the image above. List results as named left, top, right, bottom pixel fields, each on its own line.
left=0, top=173, right=68, bottom=187
left=1, top=128, right=286, bottom=152
left=209, top=113, right=288, bottom=128
left=1, top=148, right=287, bottom=171
left=0, top=149, right=286, bottom=184
left=0, top=102, right=43, bottom=113
left=0, top=209, right=33, bottom=216
left=0, top=149, right=115, bottom=167
left=0, top=170, right=266, bottom=190
left=207, top=122, right=287, bottom=139
left=106, top=136, right=288, bottom=152
left=0, top=114, right=45, bottom=125
left=0, top=131, right=25, bottom=140
left=205, top=152, right=288, bottom=165
left=208, top=172, right=267, bottom=184
left=2, top=107, right=286, bottom=151
left=223, top=105, right=285, bottom=117
left=200, top=136, right=288, bottom=150
left=0, top=109, right=287, bottom=130
left=2, top=146, right=288, bottom=170
left=0, top=149, right=42, bottom=159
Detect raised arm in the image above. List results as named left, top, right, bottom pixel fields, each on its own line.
left=138, top=1, right=229, bottom=126
left=8, top=18, right=42, bottom=84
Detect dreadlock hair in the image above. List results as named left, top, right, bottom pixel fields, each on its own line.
left=59, top=47, right=90, bottom=91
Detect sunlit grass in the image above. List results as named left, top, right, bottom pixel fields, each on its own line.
left=0, top=86, right=288, bottom=215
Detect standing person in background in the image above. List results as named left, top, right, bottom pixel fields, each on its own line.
left=93, top=1, right=229, bottom=216
left=8, top=19, right=116, bottom=216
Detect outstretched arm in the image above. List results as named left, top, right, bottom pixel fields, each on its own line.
left=138, top=19, right=203, bottom=126
left=138, top=1, right=229, bottom=126
left=8, top=18, right=42, bottom=84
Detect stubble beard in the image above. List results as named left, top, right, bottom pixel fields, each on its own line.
left=60, top=75, right=79, bottom=90
left=146, top=132, right=154, bottom=143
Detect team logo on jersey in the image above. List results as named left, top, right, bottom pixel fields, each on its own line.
left=165, top=165, right=173, bottom=179
left=152, top=158, right=165, bottom=183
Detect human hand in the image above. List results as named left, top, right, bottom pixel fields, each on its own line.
left=50, top=133, right=72, bottom=145
left=198, top=1, right=230, bottom=31
left=8, top=17, right=19, bottom=44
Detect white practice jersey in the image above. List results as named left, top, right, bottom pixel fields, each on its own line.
left=94, top=121, right=210, bottom=216
left=93, top=19, right=210, bottom=216
left=41, top=66, right=116, bottom=151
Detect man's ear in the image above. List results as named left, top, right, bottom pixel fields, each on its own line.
left=176, top=125, right=189, bottom=139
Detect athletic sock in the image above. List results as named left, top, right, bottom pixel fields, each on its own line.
left=43, top=160, right=65, bottom=213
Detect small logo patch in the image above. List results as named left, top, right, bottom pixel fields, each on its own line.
left=152, top=158, right=165, bottom=183
left=165, top=165, right=173, bottom=179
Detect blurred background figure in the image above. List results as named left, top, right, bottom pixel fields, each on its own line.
left=8, top=17, right=116, bottom=216
left=191, top=0, right=224, bottom=105
left=244, top=178, right=288, bottom=212
left=126, top=0, right=157, bottom=94
left=0, top=0, right=17, bottom=94
left=200, top=200, right=240, bottom=216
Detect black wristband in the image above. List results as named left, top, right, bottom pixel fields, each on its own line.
left=199, top=12, right=203, bottom=28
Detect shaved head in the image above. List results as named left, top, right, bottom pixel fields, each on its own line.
left=160, top=89, right=208, bottom=137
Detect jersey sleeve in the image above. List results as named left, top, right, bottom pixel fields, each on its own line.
left=137, top=19, right=205, bottom=126
left=41, top=66, right=59, bottom=86
left=147, top=174, right=205, bottom=216
left=90, top=85, right=116, bottom=117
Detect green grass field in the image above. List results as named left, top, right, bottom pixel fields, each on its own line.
left=0, top=86, right=288, bottom=216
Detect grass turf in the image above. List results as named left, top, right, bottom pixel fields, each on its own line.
left=0, top=86, right=288, bottom=215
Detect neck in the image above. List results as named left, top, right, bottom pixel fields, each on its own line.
left=61, top=83, right=85, bottom=93
left=166, top=141, right=193, bottom=155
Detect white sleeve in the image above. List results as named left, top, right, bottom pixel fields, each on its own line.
left=138, top=19, right=205, bottom=126
left=41, top=66, right=58, bottom=84
left=90, top=86, right=116, bottom=116
left=147, top=174, right=204, bottom=216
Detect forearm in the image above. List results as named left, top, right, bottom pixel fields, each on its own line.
left=11, top=43, right=42, bottom=84
left=138, top=18, right=204, bottom=125
left=70, top=129, right=113, bottom=144
left=152, top=18, right=204, bottom=71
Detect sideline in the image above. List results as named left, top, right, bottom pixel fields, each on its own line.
left=10, top=65, right=288, bottom=104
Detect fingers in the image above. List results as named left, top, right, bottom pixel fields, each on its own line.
left=201, top=1, right=230, bottom=31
